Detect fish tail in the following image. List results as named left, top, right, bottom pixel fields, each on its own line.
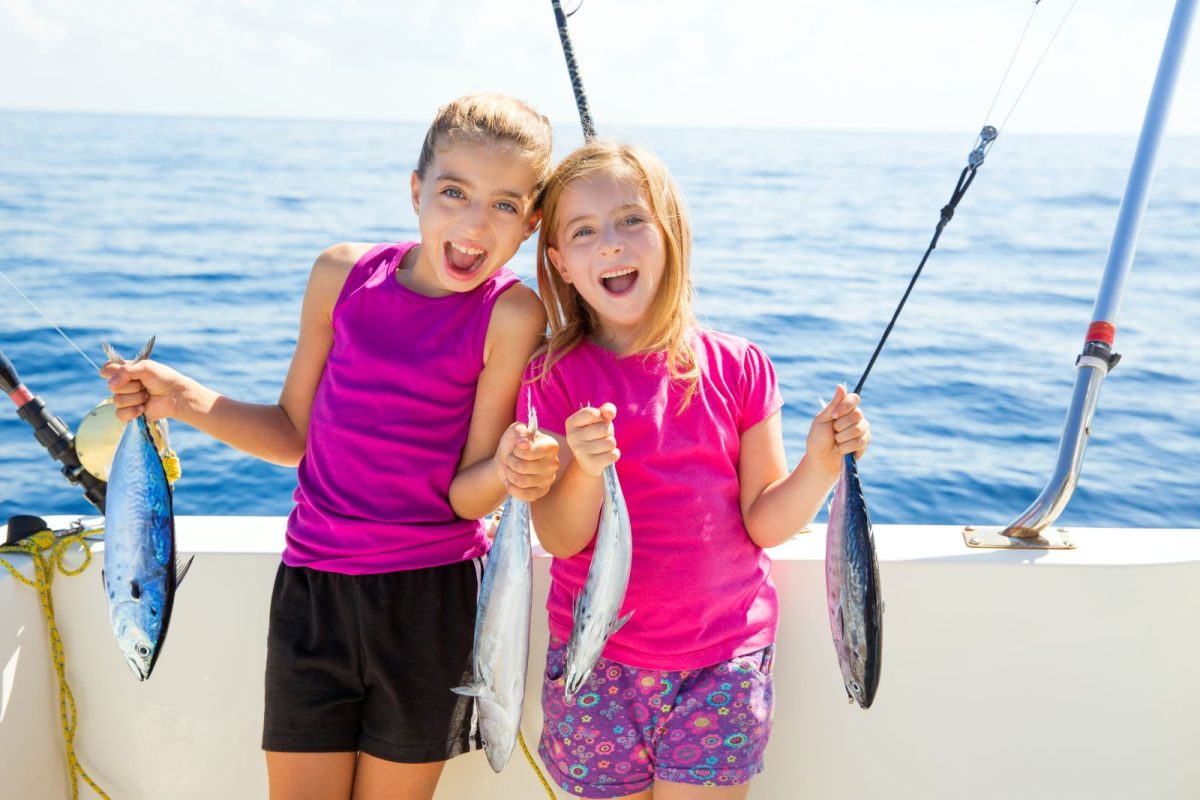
left=527, top=398, right=538, bottom=438
left=100, top=340, right=123, bottom=364
left=134, top=336, right=156, bottom=362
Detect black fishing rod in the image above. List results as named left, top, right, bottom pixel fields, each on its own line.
left=550, top=0, right=596, bottom=140
left=1, top=347, right=107, bottom=513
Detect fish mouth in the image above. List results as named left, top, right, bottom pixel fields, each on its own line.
left=443, top=240, right=489, bottom=280
left=125, top=655, right=147, bottom=681
left=563, top=669, right=587, bottom=698
left=599, top=266, right=639, bottom=296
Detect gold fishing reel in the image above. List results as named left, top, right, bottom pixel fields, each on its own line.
left=75, top=398, right=180, bottom=484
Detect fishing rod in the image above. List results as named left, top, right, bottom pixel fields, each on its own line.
left=550, top=0, right=597, bottom=140
left=972, top=0, right=1198, bottom=547
left=1, top=347, right=107, bottom=514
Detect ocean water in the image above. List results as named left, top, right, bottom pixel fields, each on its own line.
left=0, top=111, right=1197, bottom=529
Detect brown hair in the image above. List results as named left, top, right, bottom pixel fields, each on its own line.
left=535, top=140, right=699, bottom=405
left=415, top=93, right=554, bottom=194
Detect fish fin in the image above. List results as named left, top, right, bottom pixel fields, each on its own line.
left=135, top=336, right=156, bottom=362
left=571, top=591, right=583, bottom=622
left=452, top=682, right=486, bottom=698
left=130, top=579, right=141, bottom=600
left=175, top=554, right=195, bottom=586
left=610, top=610, right=634, bottom=636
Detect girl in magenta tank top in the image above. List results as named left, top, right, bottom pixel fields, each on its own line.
left=101, top=95, right=562, bottom=799
left=519, top=142, right=873, bottom=799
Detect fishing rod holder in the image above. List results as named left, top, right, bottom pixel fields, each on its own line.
left=964, top=0, right=1197, bottom=549
left=962, top=342, right=1120, bottom=550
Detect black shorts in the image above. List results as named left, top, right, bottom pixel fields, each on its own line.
left=262, top=559, right=484, bottom=763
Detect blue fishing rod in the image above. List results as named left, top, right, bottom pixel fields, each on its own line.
left=982, top=0, right=1198, bottom=545
left=1, top=347, right=107, bottom=517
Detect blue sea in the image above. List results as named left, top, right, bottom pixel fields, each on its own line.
left=0, top=111, right=1197, bottom=529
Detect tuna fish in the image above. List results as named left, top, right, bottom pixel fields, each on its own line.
left=101, top=338, right=192, bottom=681
left=563, top=462, right=633, bottom=699
left=825, top=452, right=883, bottom=708
left=453, top=408, right=538, bottom=773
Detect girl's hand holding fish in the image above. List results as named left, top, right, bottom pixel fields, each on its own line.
left=102, top=358, right=197, bottom=423
left=493, top=421, right=560, bottom=501
left=564, top=402, right=620, bottom=477
left=808, top=384, right=871, bottom=475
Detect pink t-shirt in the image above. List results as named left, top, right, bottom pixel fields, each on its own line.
left=519, top=328, right=785, bottom=670
left=285, top=241, right=520, bottom=574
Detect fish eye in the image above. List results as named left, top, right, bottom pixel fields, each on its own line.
left=850, top=679, right=862, bottom=694
left=138, top=645, right=150, bottom=658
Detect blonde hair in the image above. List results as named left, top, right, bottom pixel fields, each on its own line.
left=535, top=140, right=700, bottom=405
left=416, top=93, right=554, bottom=194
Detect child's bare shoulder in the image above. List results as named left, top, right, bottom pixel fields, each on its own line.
left=493, top=280, right=547, bottom=333
left=315, top=242, right=375, bottom=274
left=306, top=242, right=374, bottom=294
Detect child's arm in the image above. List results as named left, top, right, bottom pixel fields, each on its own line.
left=740, top=385, right=870, bottom=548
left=447, top=285, right=559, bottom=521
left=529, top=404, right=617, bottom=558
left=100, top=243, right=366, bottom=467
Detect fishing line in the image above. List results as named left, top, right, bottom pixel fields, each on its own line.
left=0, top=270, right=102, bottom=372
left=996, top=0, right=1081, bottom=133
left=979, top=1, right=1042, bottom=133
left=852, top=0, right=1079, bottom=395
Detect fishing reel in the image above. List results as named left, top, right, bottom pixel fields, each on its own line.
left=2, top=347, right=180, bottom=527
left=73, top=398, right=178, bottom=485
left=1, top=350, right=108, bottom=513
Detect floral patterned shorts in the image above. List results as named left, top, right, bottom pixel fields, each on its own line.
left=538, top=635, right=775, bottom=798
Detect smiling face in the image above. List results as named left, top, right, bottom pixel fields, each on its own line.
left=547, top=172, right=668, bottom=352
left=405, top=138, right=541, bottom=296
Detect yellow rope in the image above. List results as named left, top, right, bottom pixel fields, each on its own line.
left=518, top=729, right=558, bottom=798
left=0, top=528, right=111, bottom=800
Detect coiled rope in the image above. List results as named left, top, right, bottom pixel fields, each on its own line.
left=0, top=527, right=111, bottom=800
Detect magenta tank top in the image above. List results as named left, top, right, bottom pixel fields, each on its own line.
left=284, top=241, right=521, bottom=574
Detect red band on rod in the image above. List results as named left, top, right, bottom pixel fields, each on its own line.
left=1086, top=321, right=1116, bottom=345
left=6, top=385, right=34, bottom=406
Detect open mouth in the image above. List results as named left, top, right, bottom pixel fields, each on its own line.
left=600, top=267, right=639, bottom=296
left=444, top=241, right=488, bottom=279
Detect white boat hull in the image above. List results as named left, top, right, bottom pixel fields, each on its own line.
left=2, top=517, right=1198, bottom=798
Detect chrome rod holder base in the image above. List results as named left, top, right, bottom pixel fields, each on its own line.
left=962, top=525, right=1075, bottom=550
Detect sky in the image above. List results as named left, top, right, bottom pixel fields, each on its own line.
left=1, top=0, right=1198, bottom=135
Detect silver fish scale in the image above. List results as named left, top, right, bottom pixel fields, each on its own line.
left=453, top=407, right=538, bottom=773
left=563, top=463, right=633, bottom=699
left=825, top=452, right=883, bottom=709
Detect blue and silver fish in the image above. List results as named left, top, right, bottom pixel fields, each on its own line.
left=101, top=337, right=192, bottom=681
left=825, top=452, right=883, bottom=708
left=453, top=408, right=538, bottom=773
left=563, top=462, right=633, bottom=699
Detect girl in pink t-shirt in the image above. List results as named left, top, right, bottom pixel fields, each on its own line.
left=521, top=141, right=871, bottom=800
